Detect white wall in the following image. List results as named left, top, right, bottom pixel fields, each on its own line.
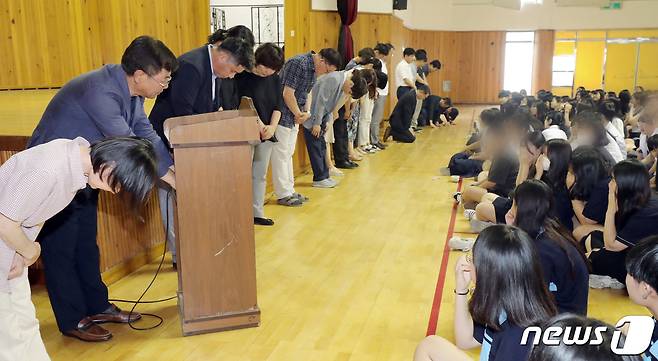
left=406, top=0, right=658, bottom=31
left=311, top=0, right=393, bottom=13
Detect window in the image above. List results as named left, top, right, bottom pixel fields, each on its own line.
left=503, top=32, right=535, bottom=92
left=551, top=54, right=576, bottom=87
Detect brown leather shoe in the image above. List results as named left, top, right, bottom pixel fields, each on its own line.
left=63, top=317, right=112, bottom=342
left=89, top=303, right=142, bottom=324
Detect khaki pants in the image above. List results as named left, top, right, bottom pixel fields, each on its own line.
left=0, top=271, right=50, bottom=361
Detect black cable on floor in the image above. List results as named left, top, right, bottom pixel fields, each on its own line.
left=107, top=188, right=175, bottom=331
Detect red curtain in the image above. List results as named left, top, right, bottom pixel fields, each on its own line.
left=337, top=0, right=358, bottom=69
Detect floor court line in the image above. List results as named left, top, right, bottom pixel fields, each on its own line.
left=425, top=177, right=463, bottom=336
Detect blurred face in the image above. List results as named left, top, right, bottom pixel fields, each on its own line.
left=133, top=69, right=172, bottom=99
left=551, top=98, right=559, bottom=109
left=499, top=96, right=510, bottom=105
left=592, top=92, right=601, bottom=101
left=252, top=64, right=275, bottom=77
left=439, top=99, right=449, bottom=107
left=212, top=49, right=245, bottom=79
left=639, top=120, right=656, bottom=135
left=88, top=166, right=118, bottom=194
left=404, top=54, right=415, bottom=63
left=416, top=91, right=428, bottom=100
left=576, top=125, right=595, bottom=145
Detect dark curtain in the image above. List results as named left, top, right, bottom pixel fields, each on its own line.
left=337, top=0, right=358, bottom=69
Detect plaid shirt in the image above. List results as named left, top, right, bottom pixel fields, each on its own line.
left=279, top=52, right=317, bottom=128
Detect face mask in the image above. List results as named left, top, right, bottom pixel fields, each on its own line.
left=542, top=157, right=551, bottom=171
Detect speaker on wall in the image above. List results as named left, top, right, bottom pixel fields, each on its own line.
left=393, top=0, right=408, bottom=10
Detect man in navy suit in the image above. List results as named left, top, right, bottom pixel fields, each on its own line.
left=149, top=37, right=254, bottom=149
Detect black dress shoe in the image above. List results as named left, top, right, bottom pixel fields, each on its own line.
left=335, top=161, right=356, bottom=169
left=254, top=217, right=275, bottom=226
left=375, top=142, right=387, bottom=149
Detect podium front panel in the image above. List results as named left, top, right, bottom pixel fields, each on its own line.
left=174, top=142, right=259, bottom=328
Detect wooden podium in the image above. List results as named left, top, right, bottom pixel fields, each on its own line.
left=164, top=99, right=261, bottom=336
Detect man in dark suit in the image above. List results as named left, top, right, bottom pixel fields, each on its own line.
left=149, top=37, right=254, bottom=149
left=148, top=36, right=254, bottom=269
left=384, top=84, right=429, bottom=143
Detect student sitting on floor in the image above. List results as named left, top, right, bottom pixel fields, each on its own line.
left=625, top=236, right=658, bottom=361
left=469, top=131, right=544, bottom=226
left=455, top=124, right=519, bottom=210
left=571, top=112, right=623, bottom=165
left=535, top=139, right=576, bottom=231
left=506, top=180, right=589, bottom=315
left=584, top=159, right=658, bottom=288
left=527, top=314, right=643, bottom=361
left=413, top=225, right=557, bottom=361
left=383, top=84, right=429, bottom=144
left=0, top=137, right=158, bottom=360
left=441, top=108, right=502, bottom=177
left=570, top=146, right=611, bottom=242
left=541, top=110, right=569, bottom=141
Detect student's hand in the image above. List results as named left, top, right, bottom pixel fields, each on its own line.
left=7, top=252, right=26, bottom=280
left=311, top=125, right=322, bottom=138
left=608, top=179, right=618, bottom=213
left=295, top=112, right=310, bottom=124
left=261, top=125, right=276, bottom=140
left=455, top=255, right=473, bottom=293
left=22, top=242, right=41, bottom=267
left=535, top=154, right=547, bottom=172
left=519, top=147, right=533, bottom=165
left=505, top=209, right=516, bottom=226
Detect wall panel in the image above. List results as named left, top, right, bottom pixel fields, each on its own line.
left=637, top=43, right=658, bottom=91
left=0, top=0, right=209, bottom=89
left=574, top=41, right=604, bottom=90
left=605, top=43, right=637, bottom=92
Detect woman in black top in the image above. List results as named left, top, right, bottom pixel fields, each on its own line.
left=414, top=225, right=556, bottom=361
left=507, top=179, right=589, bottom=315
left=587, top=160, right=658, bottom=283
left=570, top=146, right=611, bottom=242
left=235, top=43, right=285, bottom=226
left=535, top=139, right=575, bottom=230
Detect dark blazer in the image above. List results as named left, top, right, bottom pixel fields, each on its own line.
left=149, top=45, right=239, bottom=149
left=389, top=90, right=418, bottom=131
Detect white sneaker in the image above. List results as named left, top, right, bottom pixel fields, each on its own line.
left=463, top=209, right=476, bottom=221
left=450, top=175, right=460, bottom=183
left=313, top=178, right=337, bottom=188
left=470, top=218, right=494, bottom=233
left=589, top=275, right=626, bottom=289
left=329, top=168, right=344, bottom=177
left=453, top=192, right=463, bottom=204
left=448, top=236, right=475, bottom=251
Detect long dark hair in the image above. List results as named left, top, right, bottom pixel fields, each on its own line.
left=544, top=139, right=572, bottom=191
left=512, top=180, right=587, bottom=277
left=570, top=146, right=610, bottom=201
left=613, top=160, right=652, bottom=226
left=469, top=225, right=557, bottom=331
left=619, top=89, right=631, bottom=116
left=528, top=314, right=642, bottom=361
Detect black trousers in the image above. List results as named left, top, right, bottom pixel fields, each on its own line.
left=303, top=126, right=329, bottom=181
left=333, top=110, right=349, bottom=164
left=391, top=126, right=416, bottom=143
left=38, top=186, right=111, bottom=332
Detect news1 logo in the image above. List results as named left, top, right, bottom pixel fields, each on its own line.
left=520, top=316, right=654, bottom=355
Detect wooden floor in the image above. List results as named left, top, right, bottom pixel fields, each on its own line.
left=0, top=91, right=646, bottom=361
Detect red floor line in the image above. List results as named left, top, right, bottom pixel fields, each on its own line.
left=426, top=178, right=463, bottom=336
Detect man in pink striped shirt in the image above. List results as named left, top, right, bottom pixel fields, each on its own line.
left=0, top=137, right=157, bottom=360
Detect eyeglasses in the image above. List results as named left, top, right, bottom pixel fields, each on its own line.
left=148, top=74, right=171, bottom=89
